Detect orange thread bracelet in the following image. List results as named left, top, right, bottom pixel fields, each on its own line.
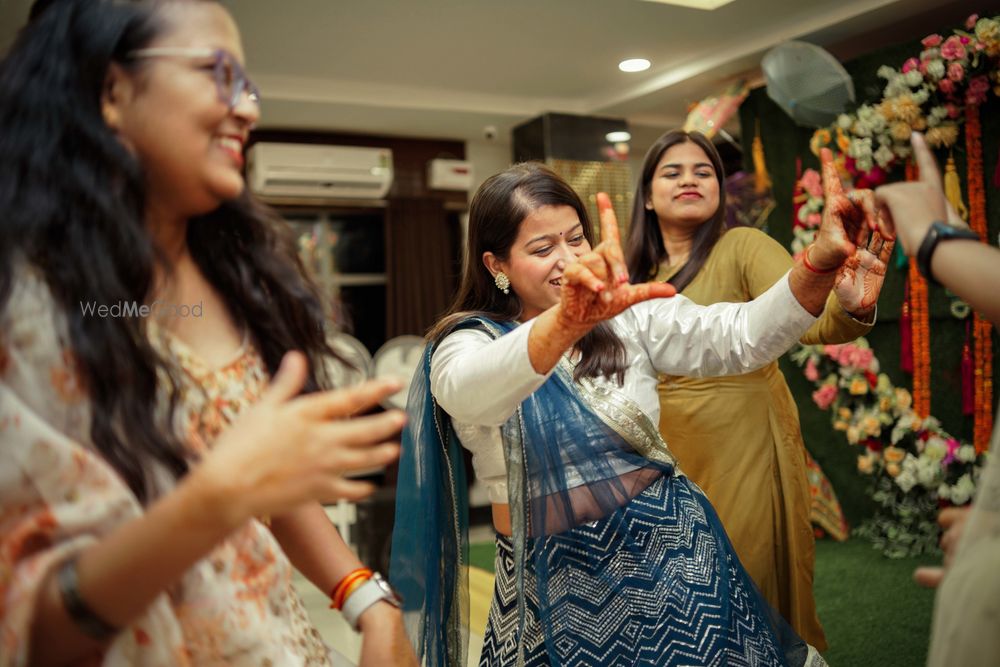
left=330, top=568, right=372, bottom=610
left=802, top=244, right=837, bottom=275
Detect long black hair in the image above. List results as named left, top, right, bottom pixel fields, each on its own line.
left=624, top=130, right=727, bottom=291
left=0, top=0, right=334, bottom=502
left=428, top=163, right=627, bottom=384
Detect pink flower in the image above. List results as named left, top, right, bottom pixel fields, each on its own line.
left=800, top=169, right=823, bottom=197
left=947, top=61, right=965, bottom=81
left=813, top=384, right=838, bottom=410
left=902, top=57, right=920, bottom=73
left=856, top=348, right=875, bottom=370
left=966, top=14, right=979, bottom=30
left=824, top=344, right=843, bottom=359
left=945, top=102, right=961, bottom=118
left=805, top=358, right=819, bottom=382
left=806, top=212, right=822, bottom=228
left=941, top=35, right=967, bottom=60
left=960, top=36, right=971, bottom=45
left=943, top=438, right=961, bottom=466
left=938, top=78, right=956, bottom=95
left=922, top=34, right=943, bottom=48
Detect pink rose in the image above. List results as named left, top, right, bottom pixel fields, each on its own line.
left=902, top=57, right=920, bottom=73
left=947, top=61, right=965, bottom=81
left=824, top=344, right=842, bottom=359
left=857, top=349, right=874, bottom=370
left=800, top=169, right=823, bottom=197
left=806, top=212, right=822, bottom=228
left=938, top=78, right=956, bottom=95
left=945, top=102, right=961, bottom=118
left=960, top=36, right=971, bottom=45
left=966, top=14, right=979, bottom=30
left=812, top=384, right=838, bottom=410
left=941, top=35, right=967, bottom=60
left=922, top=34, right=943, bottom=48
left=805, top=358, right=819, bottom=382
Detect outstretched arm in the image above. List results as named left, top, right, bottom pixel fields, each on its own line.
left=876, top=132, right=1000, bottom=327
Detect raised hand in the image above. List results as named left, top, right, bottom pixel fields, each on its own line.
left=559, top=193, right=676, bottom=327
left=808, top=148, right=882, bottom=271
left=193, top=352, right=404, bottom=527
left=834, top=229, right=895, bottom=315
left=875, top=132, right=966, bottom=257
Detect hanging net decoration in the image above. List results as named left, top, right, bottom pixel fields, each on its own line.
left=762, top=41, right=855, bottom=127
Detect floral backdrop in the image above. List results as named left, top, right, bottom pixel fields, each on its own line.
left=784, top=13, right=998, bottom=558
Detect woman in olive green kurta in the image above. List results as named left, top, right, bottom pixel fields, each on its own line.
left=626, top=131, right=889, bottom=651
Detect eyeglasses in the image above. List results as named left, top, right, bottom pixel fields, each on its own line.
left=128, top=47, right=260, bottom=110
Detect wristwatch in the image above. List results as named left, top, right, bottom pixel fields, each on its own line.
left=340, top=572, right=403, bottom=631
left=916, top=221, right=980, bottom=286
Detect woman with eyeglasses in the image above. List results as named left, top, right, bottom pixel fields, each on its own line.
left=0, top=1, right=417, bottom=666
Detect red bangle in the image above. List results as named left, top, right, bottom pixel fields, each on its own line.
left=802, top=245, right=838, bottom=274
left=330, top=568, right=372, bottom=610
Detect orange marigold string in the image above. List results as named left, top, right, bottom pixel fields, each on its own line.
left=906, top=159, right=931, bottom=418
left=965, top=105, right=994, bottom=453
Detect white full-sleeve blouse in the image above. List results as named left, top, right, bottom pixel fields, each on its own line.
left=429, top=272, right=817, bottom=504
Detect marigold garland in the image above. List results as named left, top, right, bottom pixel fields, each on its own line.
left=905, top=160, right=932, bottom=417
left=965, top=105, right=995, bottom=452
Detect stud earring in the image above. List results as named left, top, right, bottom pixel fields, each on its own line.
left=494, top=272, right=510, bottom=295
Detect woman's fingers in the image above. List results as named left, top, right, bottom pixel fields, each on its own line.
left=623, top=281, right=677, bottom=307
left=260, top=351, right=310, bottom=406
left=579, top=251, right=610, bottom=284
left=298, top=378, right=404, bottom=420
left=911, top=132, right=943, bottom=191
left=318, top=410, right=407, bottom=449
left=564, top=260, right=605, bottom=293
left=820, top=148, right=845, bottom=199
left=596, top=192, right=629, bottom=284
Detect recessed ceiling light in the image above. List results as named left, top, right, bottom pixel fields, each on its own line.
left=639, top=0, right=736, bottom=9
left=619, top=58, right=651, bottom=73
left=606, top=131, right=632, bottom=143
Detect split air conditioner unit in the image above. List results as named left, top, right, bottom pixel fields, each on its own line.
left=247, top=142, right=393, bottom=201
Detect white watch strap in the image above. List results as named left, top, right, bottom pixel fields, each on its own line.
left=340, top=579, right=388, bottom=631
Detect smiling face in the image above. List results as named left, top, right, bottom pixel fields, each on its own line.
left=645, top=140, right=721, bottom=232
left=484, top=204, right=591, bottom=321
left=102, top=2, right=259, bottom=219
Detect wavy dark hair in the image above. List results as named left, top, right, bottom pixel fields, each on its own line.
left=428, top=163, right=627, bottom=384
left=625, top=130, right=727, bottom=291
left=0, top=0, right=335, bottom=502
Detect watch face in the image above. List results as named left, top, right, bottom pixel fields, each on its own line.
left=372, top=572, right=403, bottom=606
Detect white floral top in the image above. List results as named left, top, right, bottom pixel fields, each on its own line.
left=0, top=266, right=331, bottom=666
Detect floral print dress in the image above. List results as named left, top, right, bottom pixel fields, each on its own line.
left=0, top=266, right=331, bottom=666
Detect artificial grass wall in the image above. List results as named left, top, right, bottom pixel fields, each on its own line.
left=739, top=36, right=1000, bottom=526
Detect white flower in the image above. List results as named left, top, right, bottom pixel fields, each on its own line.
left=837, top=114, right=854, bottom=129
left=950, top=474, right=976, bottom=505
left=927, top=114, right=941, bottom=128
left=896, top=468, right=918, bottom=493
left=926, top=59, right=946, bottom=80
left=904, top=70, right=924, bottom=87
left=958, top=445, right=978, bottom=463
left=877, top=65, right=898, bottom=80
left=912, top=88, right=930, bottom=104
left=937, top=483, right=951, bottom=501
left=855, top=156, right=874, bottom=173
left=930, top=106, right=949, bottom=120
left=924, top=436, right=947, bottom=462
left=916, top=456, right=941, bottom=488
left=874, top=145, right=895, bottom=167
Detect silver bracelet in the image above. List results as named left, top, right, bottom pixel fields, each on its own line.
left=56, top=554, right=120, bottom=640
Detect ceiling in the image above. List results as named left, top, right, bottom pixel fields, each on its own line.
left=0, top=0, right=984, bottom=146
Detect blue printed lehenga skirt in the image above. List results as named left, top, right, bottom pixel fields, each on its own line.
left=479, top=474, right=825, bottom=667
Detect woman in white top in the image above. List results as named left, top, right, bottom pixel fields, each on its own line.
left=391, top=160, right=879, bottom=666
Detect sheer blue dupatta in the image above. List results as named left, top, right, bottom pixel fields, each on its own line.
left=389, top=340, right=470, bottom=667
